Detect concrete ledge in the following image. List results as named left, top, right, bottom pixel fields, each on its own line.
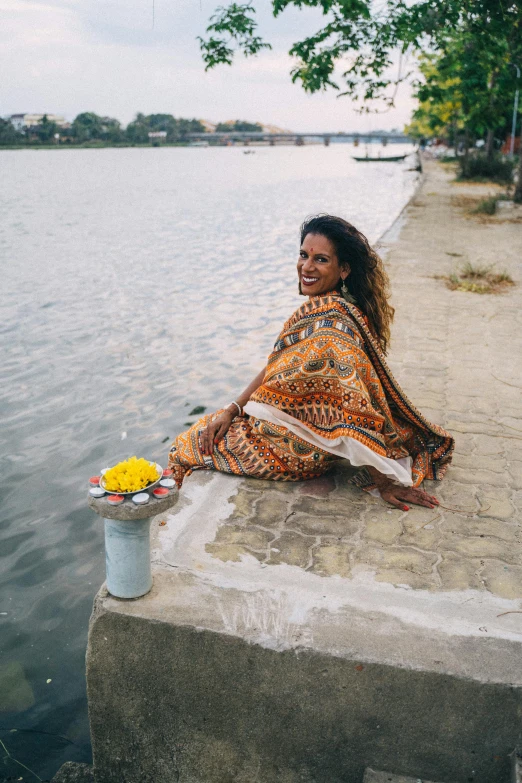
left=363, top=769, right=447, bottom=783
left=50, top=762, right=94, bottom=783
left=88, top=582, right=518, bottom=782
left=87, top=469, right=521, bottom=783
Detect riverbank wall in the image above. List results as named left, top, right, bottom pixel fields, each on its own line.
left=83, top=160, right=522, bottom=783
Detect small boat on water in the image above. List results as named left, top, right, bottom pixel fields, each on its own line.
left=352, top=153, right=408, bottom=162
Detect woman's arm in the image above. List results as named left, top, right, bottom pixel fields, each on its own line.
left=200, top=366, right=266, bottom=455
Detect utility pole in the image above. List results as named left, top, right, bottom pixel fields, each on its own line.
left=510, top=64, right=520, bottom=159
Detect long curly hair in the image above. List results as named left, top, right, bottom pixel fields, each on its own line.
left=300, top=214, right=394, bottom=354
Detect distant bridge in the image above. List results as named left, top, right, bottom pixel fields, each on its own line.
left=187, top=131, right=412, bottom=146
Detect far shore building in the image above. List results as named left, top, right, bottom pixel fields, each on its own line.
left=10, top=113, right=67, bottom=131
left=148, top=131, right=167, bottom=141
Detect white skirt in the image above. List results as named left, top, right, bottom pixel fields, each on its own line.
left=243, top=401, right=412, bottom=496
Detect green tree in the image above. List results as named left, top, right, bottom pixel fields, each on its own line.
left=0, top=118, right=23, bottom=145
left=34, top=114, right=59, bottom=143
left=126, top=113, right=150, bottom=144
left=125, top=114, right=205, bottom=143
left=147, top=113, right=178, bottom=140
left=199, top=1, right=521, bottom=108
left=72, top=112, right=104, bottom=142
left=100, top=117, right=124, bottom=143
left=215, top=120, right=263, bottom=131
left=72, top=112, right=123, bottom=143
left=174, top=117, right=206, bottom=141
left=406, top=54, right=464, bottom=144
left=409, top=45, right=521, bottom=152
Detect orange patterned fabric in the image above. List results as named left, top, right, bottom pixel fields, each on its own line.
left=168, top=411, right=339, bottom=488
left=168, top=292, right=454, bottom=489
left=250, top=292, right=454, bottom=489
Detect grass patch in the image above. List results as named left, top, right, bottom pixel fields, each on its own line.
left=472, top=193, right=513, bottom=215
left=442, top=262, right=515, bottom=294
left=450, top=193, right=522, bottom=223
left=461, top=261, right=492, bottom=278
left=472, top=196, right=498, bottom=215
left=457, top=154, right=514, bottom=185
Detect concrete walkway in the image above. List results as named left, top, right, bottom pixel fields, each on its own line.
left=375, top=158, right=522, bottom=597
left=87, top=161, right=522, bottom=783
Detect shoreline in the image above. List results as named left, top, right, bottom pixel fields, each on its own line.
left=376, top=158, right=425, bottom=250
left=0, top=142, right=191, bottom=151
left=0, top=140, right=415, bottom=152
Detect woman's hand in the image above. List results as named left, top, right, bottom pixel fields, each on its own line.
left=199, top=366, right=266, bottom=456
left=379, top=484, right=439, bottom=511
left=200, top=409, right=235, bottom=456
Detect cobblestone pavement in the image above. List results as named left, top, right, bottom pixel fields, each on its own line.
left=205, top=161, right=522, bottom=599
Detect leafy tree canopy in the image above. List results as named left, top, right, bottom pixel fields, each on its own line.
left=72, top=112, right=123, bottom=142
left=215, top=120, right=263, bottom=131
left=200, top=0, right=522, bottom=197
left=126, top=113, right=205, bottom=142
left=33, top=114, right=59, bottom=142
left=407, top=41, right=521, bottom=146
left=199, top=1, right=522, bottom=111
left=0, top=118, right=22, bottom=145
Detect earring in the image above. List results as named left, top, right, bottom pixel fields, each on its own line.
left=341, top=278, right=356, bottom=305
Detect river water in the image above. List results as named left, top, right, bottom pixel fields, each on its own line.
left=0, top=144, right=418, bottom=780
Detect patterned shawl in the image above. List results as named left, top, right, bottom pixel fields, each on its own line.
left=249, top=292, right=454, bottom=488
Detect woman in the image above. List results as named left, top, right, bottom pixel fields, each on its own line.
left=168, top=215, right=453, bottom=511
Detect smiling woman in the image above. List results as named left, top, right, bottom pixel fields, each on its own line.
left=168, top=214, right=454, bottom=511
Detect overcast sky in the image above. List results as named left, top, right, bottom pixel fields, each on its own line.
left=1, top=0, right=416, bottom=131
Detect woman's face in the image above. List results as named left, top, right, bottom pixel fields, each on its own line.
left=297, top=232, right=348, bottom=296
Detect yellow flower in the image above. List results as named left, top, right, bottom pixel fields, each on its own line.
left=103, top=456, right=160, bottom=493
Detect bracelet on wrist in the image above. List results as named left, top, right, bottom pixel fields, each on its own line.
left=227, top=400, right=243, bottom=417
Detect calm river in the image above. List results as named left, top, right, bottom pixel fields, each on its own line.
left=0, top=144, right=418, bottom=780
